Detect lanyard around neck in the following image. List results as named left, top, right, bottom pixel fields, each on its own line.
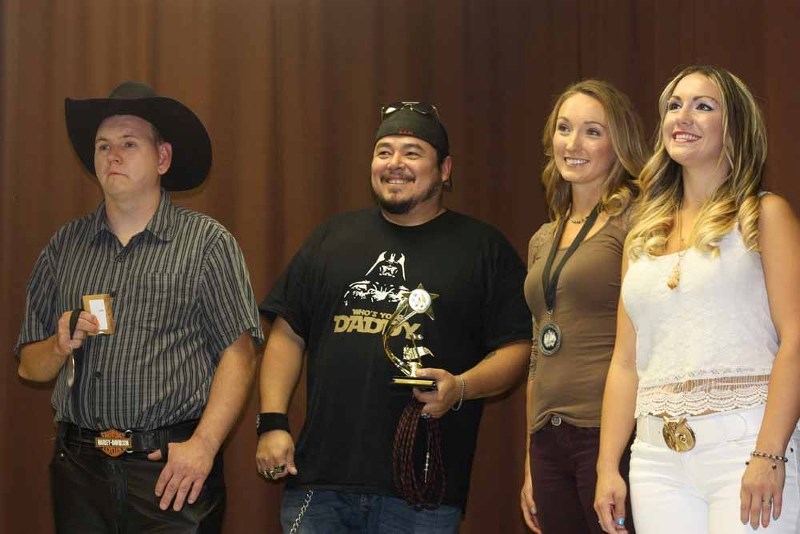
left=541, top=205, right=600, bottom=313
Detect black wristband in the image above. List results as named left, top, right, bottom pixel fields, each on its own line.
left=257, top=412, right=290, bottom=437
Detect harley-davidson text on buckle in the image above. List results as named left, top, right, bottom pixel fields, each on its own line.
left=94, top=429, right=132, bottom=457
left=661, top=416, right=696, bottom=452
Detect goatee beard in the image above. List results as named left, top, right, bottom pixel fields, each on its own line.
left=372, top=178, right=443, bottom=215
left=377, top=197, right=415, bottom=214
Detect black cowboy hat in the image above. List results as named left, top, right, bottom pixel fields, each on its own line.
left=65, top=81, right=212, bottom=191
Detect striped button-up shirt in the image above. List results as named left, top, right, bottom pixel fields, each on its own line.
left=16, top=192, right=263, bottom=430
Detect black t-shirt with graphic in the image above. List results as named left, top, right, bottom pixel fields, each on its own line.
left=260, top=207, right=531, bottom=509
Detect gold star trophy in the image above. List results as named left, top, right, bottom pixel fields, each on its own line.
left=382, top=284, right=439, bottom=387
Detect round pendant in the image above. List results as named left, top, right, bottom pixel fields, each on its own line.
left=539, top=322, right=562, bottom=356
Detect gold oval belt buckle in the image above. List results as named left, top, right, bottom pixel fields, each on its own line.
left=661, top=417, right=696, bottom=452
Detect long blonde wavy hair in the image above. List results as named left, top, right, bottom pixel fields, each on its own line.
left=627, top=65, right=767, bottom=258
left=542, top=79, right=648, bottom=221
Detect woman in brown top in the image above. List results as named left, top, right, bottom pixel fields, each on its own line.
left=521, top=80, right=648, bottom=534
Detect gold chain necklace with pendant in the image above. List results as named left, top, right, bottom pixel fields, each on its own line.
left=667, top=202, right=687, bottom=290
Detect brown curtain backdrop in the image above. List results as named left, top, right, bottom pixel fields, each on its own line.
left=3, top=0, right=799, bottom=532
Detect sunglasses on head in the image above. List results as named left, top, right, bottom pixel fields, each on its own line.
left=380, top=101, right=439, bottom=121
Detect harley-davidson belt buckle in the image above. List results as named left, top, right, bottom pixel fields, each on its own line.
left=661, top=416, right=696, bottom=452
left=94, top=429, right=133, bottom=457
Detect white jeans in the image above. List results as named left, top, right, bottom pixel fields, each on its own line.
left=629, top=407, right=800, bottom=533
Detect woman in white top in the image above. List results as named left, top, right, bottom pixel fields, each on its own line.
left=594, top=65, right=800, bottom=534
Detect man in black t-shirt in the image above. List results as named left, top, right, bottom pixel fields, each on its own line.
left=256, top=103, right=531, bottom=533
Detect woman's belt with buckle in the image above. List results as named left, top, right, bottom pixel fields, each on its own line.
left=661, top=416, right=696, bottom=452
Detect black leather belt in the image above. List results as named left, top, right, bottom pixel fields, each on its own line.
left=58, top=420, right=199, bottom=457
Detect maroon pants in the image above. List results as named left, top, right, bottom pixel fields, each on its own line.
left=529, top=419, right=635, bottom=534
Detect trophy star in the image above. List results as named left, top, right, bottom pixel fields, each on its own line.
left=386, top=283, right=439, bottom=334
left=382, top=284, right=439, bottom=387
left=407, top=283, right=438, bottom=319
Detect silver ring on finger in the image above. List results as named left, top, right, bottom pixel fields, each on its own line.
left=264, top=464, right=287, bottom=480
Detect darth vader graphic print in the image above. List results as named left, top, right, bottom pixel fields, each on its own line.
left=334, top=250, right=426, bottom=342
left=343, top=251, right=410, bottom=306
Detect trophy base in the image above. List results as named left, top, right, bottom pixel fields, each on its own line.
left=390, top=376, right=437, bottom=388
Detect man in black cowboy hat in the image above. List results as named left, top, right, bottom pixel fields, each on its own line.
left=255, top=103, right=531, bottom=532
left=15, top=81, right=263, bottom=532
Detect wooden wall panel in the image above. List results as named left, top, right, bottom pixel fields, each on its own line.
left=3, top=1, right=798, bottom=531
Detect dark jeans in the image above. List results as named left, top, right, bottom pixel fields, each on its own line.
left=50, top=430, right=226, bottom=533
left=530, top=419, right=635, bottom=534
left=281, top=489, right=462, bottom=533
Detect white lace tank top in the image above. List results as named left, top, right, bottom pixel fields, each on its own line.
left=623, top=228, right=777, bottom=417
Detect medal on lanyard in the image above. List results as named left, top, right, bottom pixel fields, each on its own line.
left=65, top=295, right=114, bottom=387
left=66, top=309, right=81, bottom=386
left=539, top=205, right=600, bottom=356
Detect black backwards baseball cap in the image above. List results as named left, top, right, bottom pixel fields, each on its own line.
left=375, top=102, right=450, bottom=158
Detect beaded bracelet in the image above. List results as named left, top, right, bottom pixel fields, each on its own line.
left=746, top=450, right=789, bottom=470
left=451, top=376, right=465, bottom=412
